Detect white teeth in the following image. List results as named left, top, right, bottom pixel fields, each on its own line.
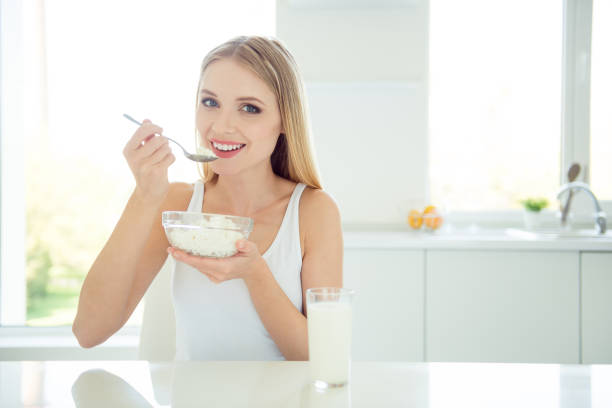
left=213, top=141, right=243, bottom=151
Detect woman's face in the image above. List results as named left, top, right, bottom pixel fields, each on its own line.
left=196, top=58, right=282, bottom=177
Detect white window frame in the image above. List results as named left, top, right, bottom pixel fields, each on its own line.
left=0, top=0, right=608, bottom=350
left=562, top=0, right=592, bottom=179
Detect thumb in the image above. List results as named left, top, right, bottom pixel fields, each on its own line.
left=235, top=239, right=253, bottom=253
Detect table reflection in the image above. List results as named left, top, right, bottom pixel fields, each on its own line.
left=70, top=361, right=353, bottom=408
left=72, top=368, right=153, bottom=408
left=169, top=361, right=306, bottom=407
left=300, top=384, right=351, bottom=408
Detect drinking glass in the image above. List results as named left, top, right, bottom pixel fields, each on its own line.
left=306, top=287, right=355, bottom=390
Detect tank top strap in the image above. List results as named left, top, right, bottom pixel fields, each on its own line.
left=187, top=180, right=205, bottom=212
left=283, top=183, right=307, bottom=238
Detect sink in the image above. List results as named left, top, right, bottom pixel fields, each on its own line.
left=505, top=228, right=612, bottom=239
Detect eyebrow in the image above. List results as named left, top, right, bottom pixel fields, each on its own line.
left=200, top=88, right=266, bottom=106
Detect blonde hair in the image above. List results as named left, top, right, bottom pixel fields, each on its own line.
left=195, top=36, right=322, bottom=189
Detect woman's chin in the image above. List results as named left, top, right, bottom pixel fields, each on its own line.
left=210, top=156, right=271, bottom=178
left=210, top=164, right=243, bottom=177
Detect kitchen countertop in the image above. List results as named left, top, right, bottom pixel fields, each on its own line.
left=343, top=227, right=612, bottom=251
left=2, top=360, right=611, bottom=407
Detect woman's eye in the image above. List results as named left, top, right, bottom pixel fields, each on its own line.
left=201, top=98, right=218, bottom=107
left=241, top=104, right=260, bottom=114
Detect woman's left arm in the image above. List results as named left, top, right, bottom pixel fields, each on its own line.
left=168, top=189, right=343, bottom=361
left=244, top=189, right=343, bottom=360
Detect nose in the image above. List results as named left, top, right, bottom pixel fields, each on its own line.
left=211, top=108, right=236, bottom=135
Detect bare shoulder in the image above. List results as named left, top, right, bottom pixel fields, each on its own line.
left=299, top=187, right=342, bottom=248
left=163, top=182, right=195, bottom=211
left=299, top=187, right=340, bottom=221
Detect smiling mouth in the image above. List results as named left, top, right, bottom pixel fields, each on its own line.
left=211, top=141, right=246, bottom=152
left=210, top=141, right=246, bottom=158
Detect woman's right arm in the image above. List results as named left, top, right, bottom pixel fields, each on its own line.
left=72, top=119, right=184, bottom=348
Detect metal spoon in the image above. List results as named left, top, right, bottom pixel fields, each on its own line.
left=123, top=113, right=217, bottom=163
left=560, top=162, right=581, bottom=224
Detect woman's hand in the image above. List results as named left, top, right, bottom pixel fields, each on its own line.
left=123, top=119, right=175, bottom=204
left=168, top=239, right=267, bottom=284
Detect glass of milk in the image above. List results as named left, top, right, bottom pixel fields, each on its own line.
left=306, top=287, right=355, bottom=390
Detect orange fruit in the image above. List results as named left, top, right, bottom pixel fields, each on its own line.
left=407, top=209, right=423, bottom=229
left=423, top=205, right=443, bottom=230
left=423, top=205, right=437, bottom=215
left=424, top=215, right=443, bottom=230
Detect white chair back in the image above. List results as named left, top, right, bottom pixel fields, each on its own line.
left=138, top=256, right=176, bottom=360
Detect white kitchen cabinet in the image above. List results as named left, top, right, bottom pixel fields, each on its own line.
left=343, top=249, right=424, bottom=361
left=581, top=252, right=612, bottom=364
left=426, top=250, right=580, bottom=363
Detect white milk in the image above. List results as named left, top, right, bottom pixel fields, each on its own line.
left=307, top=301, right=352, bottom=386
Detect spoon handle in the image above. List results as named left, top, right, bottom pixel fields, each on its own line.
left=123, top=113, right=142, bottom=126
left=561, top=190, right=573, bottom=224
left=122, top=113, right=188, bottom=155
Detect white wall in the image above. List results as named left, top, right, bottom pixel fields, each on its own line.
left=276, top=0, right=429, bottom=225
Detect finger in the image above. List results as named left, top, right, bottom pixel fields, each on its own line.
left=170, top=248, right=214, bottom=268
left=126, top=123, right=163, bottom=151
left=169, top=249, right=224, bottom=282
left=142, top=142, right=172, bottom=166
left=141, top=152, right=175, bottom=174
left=201, top=267, right=223, bottom=282
left=155, top=151, right=176, bottom=168
left=235, top=239, right=256, bottom=255
left=131, top=135, right=168, bottom=161
left=125, top=130, right=162, bottom=157
left=235, top=239, right=247, bottom=252
left=135, top=126, right=164, bottom=149
left=139, top=119, right=155, bottom=143
left=204, top=272, right=222, bottom=284
left=167, top=247, right=227, bottom=284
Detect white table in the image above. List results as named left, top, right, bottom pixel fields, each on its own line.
left=1, top=360, right=611, bottom=407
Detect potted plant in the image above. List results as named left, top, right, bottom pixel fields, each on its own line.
left=520, top=198, right=549, bottom=229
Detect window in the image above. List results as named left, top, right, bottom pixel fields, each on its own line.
left=429, top=0, right=563, bottom=211
left=1, top=0, right=275, bottom=327
left=429, top=0, right=609, bottom=214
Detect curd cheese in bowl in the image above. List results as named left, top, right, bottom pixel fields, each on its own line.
left=162, top=211, right=254, bottom=258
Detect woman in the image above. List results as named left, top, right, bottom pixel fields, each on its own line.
left=72, top=36, right=343, bottom=361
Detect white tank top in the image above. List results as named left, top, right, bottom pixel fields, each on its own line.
left=172, top=181, right=306, bottom=360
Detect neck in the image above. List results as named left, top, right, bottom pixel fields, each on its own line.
left=212, top=164, right=280, bottom=216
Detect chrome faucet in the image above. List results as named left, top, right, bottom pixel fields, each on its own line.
left=557, top=181, right=607, bottom=234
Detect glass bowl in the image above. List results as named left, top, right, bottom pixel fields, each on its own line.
left=162, top=211, right=254, bottom=258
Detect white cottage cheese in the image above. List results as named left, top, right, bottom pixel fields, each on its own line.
left=197, top=146, right=217, bottom=159
left=166, top=217, right=245, bottom=258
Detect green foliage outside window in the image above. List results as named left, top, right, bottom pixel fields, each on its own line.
left=25, top=148, right=131, bottom=326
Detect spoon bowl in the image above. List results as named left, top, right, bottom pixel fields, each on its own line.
left=123, top=114, right=217, bottom=163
